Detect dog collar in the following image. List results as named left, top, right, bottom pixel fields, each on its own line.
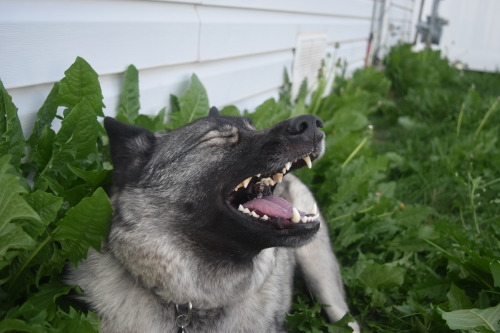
left=175, top=302, right=192, bottom=333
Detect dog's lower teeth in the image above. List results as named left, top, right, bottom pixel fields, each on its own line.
left=292, top=207, right=301, bottom=223
left=251, top=211, right=259, bottom=218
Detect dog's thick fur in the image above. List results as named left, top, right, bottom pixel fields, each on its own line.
left=69, top=109, right=359, bottom=332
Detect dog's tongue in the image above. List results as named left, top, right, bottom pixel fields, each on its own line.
left=242, top=196, right=306, bottom=219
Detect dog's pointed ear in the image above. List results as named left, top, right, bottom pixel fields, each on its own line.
left=104, top=117, right=156, bottom=187
left=208, top=106, right=220, bottom=117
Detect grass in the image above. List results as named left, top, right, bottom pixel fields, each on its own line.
left=287, top=44, right=500, bottom=332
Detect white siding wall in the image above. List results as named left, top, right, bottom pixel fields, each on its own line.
left=1, top=0, right=374, bottom=135
left=370, top=0, right=417, bottom=63
left=415, top=0, right=500, bottom=72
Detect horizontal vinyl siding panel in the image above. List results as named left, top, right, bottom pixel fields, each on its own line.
left=198, top=7, right=371, bottom=61
left=200, top=0, right=373, bottom=18
left=388, top=3, right=414, bottom=21
left=0, top=0, right=199, bottom=89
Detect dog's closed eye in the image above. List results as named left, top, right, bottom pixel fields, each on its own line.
left=199, top=126, right=239, bottom=146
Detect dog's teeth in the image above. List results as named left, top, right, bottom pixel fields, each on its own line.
left=301, top=216, right=308, bottom=223
left=303, top=156, right=312, bottom=169
left=272, top=173, right=283, bottom=184
left=256, top=174, right=261, bottom=177
left=262, top=215, right=269, bottom=220
left=260, top=177, right=276, bottom=186
left=238, top=204, right=244, bottom=212
left=251, top=211, right=259, bottom=218
left=285, top=162, right=292, bottom=171
left=234, top=183, right=242, bottom=192
left=310, top=204, right=318, bottom=215
left=292, top=207, right=301, bottom=223
left=243, top=177, right=252, bottom=188
left=243, top=208, right=250, bottom=214
left=282, top=167, right=287, bottom=174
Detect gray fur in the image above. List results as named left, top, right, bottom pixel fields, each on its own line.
left=68, top=112, right=359, bottom=332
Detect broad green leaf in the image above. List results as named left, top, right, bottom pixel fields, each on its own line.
left=0, top=80, right=25, bottom=167
left=170, top=94, right=180, bottom=114
left=59, top=57, right=104, bottom=117
left=55, top=307, right=100, bottom=333
left=0, top=318, right=42, bottom=333
left=246, top=98, right=290, bottom=129
left=0, top=155, right=40, bottom=235
left=440, top=303, right=500, bottom=332
left=37, top=99, right=100, bottom=183
left=490, top=260, right=500, bottom=288
left=26, top=83, right=60, bottom=152
left=167, top=74, right=209, bottom=130
left=0, top=156, right=40, bottom=275
left=220, top=105, right=241, bottom=117
left=0, top=223, right=35, bottom=272
left=447, top=283, right=473, bottom=311
left=135, top=107, right=166, bottom=132
left=116, top=65, right=140, bottom=123
left=5, top=280, right=73, bottom=322
left=29, top=126, right=56, bottom=172
left=54, top=187, right=111, bottom=265
left=21, top=191, right=63, bottom=238
left=357, top=262, right=405, bottom=289
left=68, top=165, right=111, bottom=188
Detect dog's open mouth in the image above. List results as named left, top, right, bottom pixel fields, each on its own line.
left=226, top=154, right=320, bottom=229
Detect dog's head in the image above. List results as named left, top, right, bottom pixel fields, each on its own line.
left=104, top=108, right=324, bottom=260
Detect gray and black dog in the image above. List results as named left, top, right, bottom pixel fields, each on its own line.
left=69, top=107, right=360, bottom=332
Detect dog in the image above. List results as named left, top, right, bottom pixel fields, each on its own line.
left=68, top=107, right=359, bottom=332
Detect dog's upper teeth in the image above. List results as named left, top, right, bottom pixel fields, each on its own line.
left=243, top=177, right=252, bottom=188
left=256, top=173, right=261, bottom=177
left=285, top=162, right=292, bottom=171
left=292, top=207, right=301, bottom=223
left=259, top=177, right=276, bottom=186
left=272, top=173, right=283, bottom=184
left=303, top=156, right=312, bottom=169
left=310, top=203, right=318, bottom=215
left=282, top=167, right=287, bottom=174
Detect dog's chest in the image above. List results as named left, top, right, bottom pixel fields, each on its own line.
left=183, top=248, right=295, bottom=332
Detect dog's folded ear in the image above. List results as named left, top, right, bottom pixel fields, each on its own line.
left=104, top=117, right=156, bottom=187
left=208, top=106, right=220, bottom=117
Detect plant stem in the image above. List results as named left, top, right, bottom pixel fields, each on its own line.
left=341, top=136, right=368, bottom=169
left=456, top=102, right=465, bottom=137
left=474, top=97, right=499, bottom=139
left=468, top=174, right=481, bottom=235
left=9, top=227, right=59, bottom=290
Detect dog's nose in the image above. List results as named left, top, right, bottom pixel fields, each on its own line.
left=287, top=115, right=324, bottom=136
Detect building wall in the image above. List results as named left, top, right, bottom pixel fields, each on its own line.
left=414, top=0, right=500, bottom=72
left=1, top=0, right=375, bottom=136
